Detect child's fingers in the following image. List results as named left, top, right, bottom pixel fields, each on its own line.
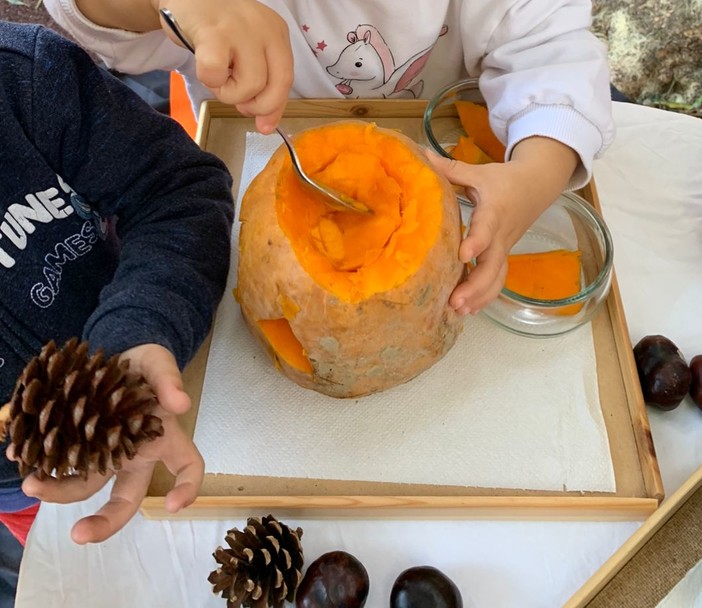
left=220, top=49, right=269, bottom=104
left=254, top=109, right=286, bottom=135
left=124, top=346, right=190, bottom=416
left=155, top=383, right=191, bottom=417
left=164, top=473, right=202, bottom=514
left=197, top=42, right=269, bottom=104
left=22, top=469, right=112, bottom=504
left=239, top=96, right=287, bottom=134
left=451, top=272, right=504, bottom=315
left=459, top=215, right=494, bottom=263
left=192, top=42, right=236, bottom=91
left=424, top=148, right=480, bottom=187
left=248, top=33, right=294, bottom=113
left=237, top=96, right=286, bottom=134
left=70, top=463, right=154, bottom=544
left=236, top=41, right=294, bottom=133
left=450, top=255, right=507, bottom=314
left=162, top=444, right=205, bottom=513
left=148, top=373, right=190, bottom=416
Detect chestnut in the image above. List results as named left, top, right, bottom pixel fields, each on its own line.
left=633, top=335, right=691, bottom=410
left=390, top=566, right=462, bottom=608
left=690, top=355, right=702, bottom=410
left=296, top=550, right=369, bottom=608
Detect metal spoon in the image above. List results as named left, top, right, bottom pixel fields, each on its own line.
left=273, top=127, right=372, bottom=214
left=159, top=8, right=372, bottom=215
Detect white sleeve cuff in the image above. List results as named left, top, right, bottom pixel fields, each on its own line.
left=505, top=104, right=607, bottom=191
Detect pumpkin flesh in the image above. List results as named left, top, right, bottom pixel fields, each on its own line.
left=276, top=124, right=443, bottom=302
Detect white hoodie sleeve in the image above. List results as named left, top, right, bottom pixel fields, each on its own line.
left=461, top=0, right=615, bottom=189
left=43, top=0, right=216, bottom=113
left=43, top=0, right=192, bottom=74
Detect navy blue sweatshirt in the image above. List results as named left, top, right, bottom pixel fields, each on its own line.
left=0, top=23, right=234, bottom=511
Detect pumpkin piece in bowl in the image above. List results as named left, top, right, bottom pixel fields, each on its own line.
left=450, top=135, right=494, bottom=165
left=422, top=78, right=507, bottom=166
left=504, top=249, right=584, bottom=316
left=454, top=100, right=506, bottom=162
left=236, top=121, right=465, bottom=398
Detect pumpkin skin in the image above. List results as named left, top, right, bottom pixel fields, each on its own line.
left=236, top=120, right=464, bottom=398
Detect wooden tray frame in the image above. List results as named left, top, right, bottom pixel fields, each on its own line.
left=566, top=465, right=702, bottom=607
left=141, top=99, right=663, bottom=521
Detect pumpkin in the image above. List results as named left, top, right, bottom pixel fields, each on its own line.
left=236, top=121, right=465, bottom=398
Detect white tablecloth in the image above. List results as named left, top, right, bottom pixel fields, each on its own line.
left=15, top=102, right=702, bottom=608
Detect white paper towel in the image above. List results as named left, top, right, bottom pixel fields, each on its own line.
left=194, top=132, right=616, bottom=492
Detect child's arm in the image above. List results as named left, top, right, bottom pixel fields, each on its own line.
left=445, top=0, right=614, bottom=313
left=472, top=0, right=615, bottom=187
left=29, top=28, right=234, bottom=368
left=427, top=139, right=579, bottom=315
left=47, top=0, right=293, bottom=132
left=18, top=27, right=234, bottom=541
left=69, top=0, right=161, bottom=31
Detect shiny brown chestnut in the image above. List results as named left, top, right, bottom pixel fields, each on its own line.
left=390, top=565, right=462, bottom=608
left=690, top=355, right=702, bottom=409
left=296, top=550, right=369, bottom=608
left=633, top=335, right=692, bottom=410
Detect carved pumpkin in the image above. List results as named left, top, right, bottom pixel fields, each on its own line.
left=236, top=121, right=465, bottom=398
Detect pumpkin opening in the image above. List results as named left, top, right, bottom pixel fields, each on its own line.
left=505, top=249, right=583, bottom=315
left=257, top=318, right=313, bottom=373
left=275, top=122, right=446, bottom=303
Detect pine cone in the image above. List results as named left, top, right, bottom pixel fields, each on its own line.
left=2, top=337, right=163, bottom=480
left=0, top=404, right=9, bottom=443
left=208, top=515, right=304, bottom=608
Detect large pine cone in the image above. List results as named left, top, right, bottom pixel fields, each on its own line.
left=1, top=337, right=163, bottom=480
left=208, top=515, right=304, bottom=608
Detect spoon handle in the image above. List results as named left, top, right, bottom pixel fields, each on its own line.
left=275, top=128, right=312, bottom=187
left=159, top=8, right=196, bottom=54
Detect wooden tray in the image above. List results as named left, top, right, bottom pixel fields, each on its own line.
left=566, top=464, right=702, bottom=607
left=141, top=99, right=663, bottom=521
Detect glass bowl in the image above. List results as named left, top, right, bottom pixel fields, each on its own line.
left=423, top=77, right=486, bottom=160
left=481, top=192, right=613, bottom=337
left=423, top=79, right=614, bottom=337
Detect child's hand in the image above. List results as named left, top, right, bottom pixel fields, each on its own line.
left=158, top=0, right=293, bottom=133
left=426, top=138, right=579, bottom=315
left=19, top=344, right=204, bottom=544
